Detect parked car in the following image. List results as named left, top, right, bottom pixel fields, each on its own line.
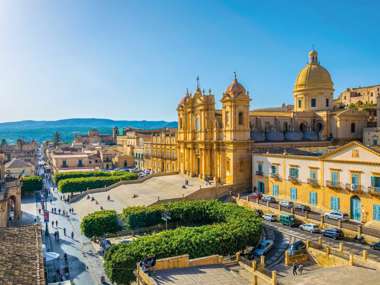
left=100, top=239, right=112, bottom=251
left=299, top=223, right=321, bottom=233
left=287, top=240, right=306, bottom=256
left=261, top=195, right=276, bottom=203
left=324, top=211, right=349, bottom=221
left=248, top=192, right=263, bottom=201
left=294, top=204, right=311, bottom=212
left=279, top=213, right=297, bottom=227
left=253, top=240, right=274, bottom=257
left=322, top=228, right=344, bottom=240
left=371, top=242, right=380, bottom=250
left=254, top=209, right=264, bottom=217
left=279, top=200, right=294, bottom=209
left=262, top=213, right=277, bottom=222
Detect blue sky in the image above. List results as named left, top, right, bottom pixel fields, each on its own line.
left=0, top=0, right=379, bottom=122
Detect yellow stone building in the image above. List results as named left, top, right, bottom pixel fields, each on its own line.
left=252, top=141, right=380, bottom=223
left=148, top=128, right=178, bottom=173
left=177, top=50, right=370, bottom=187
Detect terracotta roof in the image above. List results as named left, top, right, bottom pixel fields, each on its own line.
left=0, top=224, right=45, bottom=285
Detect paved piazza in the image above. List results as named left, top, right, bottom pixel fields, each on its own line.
left=279, top=265, right=380, bottom=285
left=152, top=264, right=251, bottom=285
left=72, top=174, right=210, bottom=218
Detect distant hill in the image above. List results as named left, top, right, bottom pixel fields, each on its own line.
left=0, top=118, right=178, bottom=143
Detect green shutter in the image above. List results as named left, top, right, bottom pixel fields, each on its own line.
left=371, top=176, right=375, bottom=186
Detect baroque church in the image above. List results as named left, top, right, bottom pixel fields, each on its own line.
left=176, top=50, right=369, bottom=187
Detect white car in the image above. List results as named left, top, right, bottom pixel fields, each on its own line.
left=299, top=223, right=321, bottom=233
left=262, top=213, right=277, bottom=222
left=279, top=200, right=294, bottom=209
left=324, top=211, right=349, bottom=221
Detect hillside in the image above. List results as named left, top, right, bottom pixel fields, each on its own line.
left=0, top=118, right=177, bottom=143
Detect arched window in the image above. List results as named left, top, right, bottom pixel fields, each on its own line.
left=179, top=118, right=183, bottom=129
left=238, top=112, right=244, bottom=125
left=351, top=122, right=356, bottom=133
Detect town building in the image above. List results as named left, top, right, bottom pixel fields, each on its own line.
left=252, top=141, right=380, bottom=223
left=177, top=50, right=369, bottom=187
left=73, top=128, right=116, bottom=146
left=149, top=128, right=177, bottom=173
left=362, top=97, right=380, bottom=146
left=0, top=153, right=22, bottom=227
left=0, top=139, right=38, bottom=165
left=338, top=84, right=380, bottom=106
left=5, top=158, right=35, bottom=178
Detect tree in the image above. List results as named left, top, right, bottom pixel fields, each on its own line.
left=53, top=131, right=61, bottom=146
left=0, top=139, right=7, bottom=147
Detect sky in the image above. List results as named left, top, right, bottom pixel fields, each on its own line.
left=0, top=0, right=379, bottom=122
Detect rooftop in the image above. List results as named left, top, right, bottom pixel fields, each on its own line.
left=0, top=225, right=45, bottom=285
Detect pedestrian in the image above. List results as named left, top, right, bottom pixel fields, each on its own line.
left=63, top=227, right=66, bottom=236
left=58, top=209, right=61, bottom=215
left=298, top=264, right=304, bottom=275
left=38, top=208, right=41, bottom=214
left=51, top=221, right=54, bottom=228
left=64, top=253, right=68, bottom=262
left=107, top=195, right=110, bottom=201
left=71, top=231, right=74, bottom=239
left=56, top=220, right=58, bottom=227
left=292, top=263, right=298, bottom=276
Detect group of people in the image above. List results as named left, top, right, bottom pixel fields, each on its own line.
left=139, top=255, right=157, bottom=273
left=292, top=263, right=304, bottom=276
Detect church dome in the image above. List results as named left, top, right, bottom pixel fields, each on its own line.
left=294, top=50, right=333, bottom=92
left=225, top=75, right=247, bottom=97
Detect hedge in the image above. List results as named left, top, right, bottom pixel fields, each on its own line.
left=80, top=210, right=120, bottom=238
left=57, top=172, right=138, bottom=193
left=21, top=176, right=43, bottom=193
left=104, top=200, right=262, bottom=284
left=54, top=170, right=129, bottom=184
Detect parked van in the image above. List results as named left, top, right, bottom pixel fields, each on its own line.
left=279, top=213, right=296, bottom=227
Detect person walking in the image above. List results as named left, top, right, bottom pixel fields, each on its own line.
left=55, top=220, right=58, bottom=227
left=292, top=263, right=298, bottom=276
left=51, top=221, right=55, bottom=228
left=58, top=209, right=61, bottom=215
left=63, top=227, right=66, bottom=236
left=298, top=264, right=304, bottom=275
left=71, top=231, right=74, bottom=239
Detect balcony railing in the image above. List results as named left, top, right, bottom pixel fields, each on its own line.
left=326, top=180, right=342, bottom=189
left=271, top=173, right=281, bottom=180
left=368, top=186, right=380, bottom=196
left=345, top=183, right=362, bottom=193
left=307, top=178, right=319, bottom=187
left=256, top=170, right=264, bottom=176
left=288, top=175, right=299, bottom=184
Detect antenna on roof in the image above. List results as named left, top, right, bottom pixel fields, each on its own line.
left=196, top=76, right=200, bottom=89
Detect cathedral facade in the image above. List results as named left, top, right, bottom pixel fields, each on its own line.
left=177, top=50, right=369, bottom=187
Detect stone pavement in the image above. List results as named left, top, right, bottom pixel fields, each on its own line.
left=278, top=265, right=380, bottom=285
left=152, top=264, right=252, bottom=285
left=72, top=174, right=209, bottom=218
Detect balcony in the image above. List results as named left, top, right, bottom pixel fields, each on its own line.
left=271, top=173, right=281, bottom=181
left=345, top=183, right=362, bottom=193
left=326, top=180, right=342, bottom=190
left=288, top=175, right=299, bottom=184
left=368, top=186, right=380, bottom=196
left=307, top=178, right=319, bottom=187
left=256, top=170, right=264, bottom=176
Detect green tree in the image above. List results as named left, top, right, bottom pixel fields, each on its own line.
left=52, top=131, right=61, bottom=146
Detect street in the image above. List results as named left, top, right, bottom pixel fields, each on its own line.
left=35, top=147, right=107, bottom=284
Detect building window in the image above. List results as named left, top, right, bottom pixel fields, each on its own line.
left=271, top=165, right=278, bottom=175
left=373, top=205, right=380, bottom=221
left=62, top=160, right=68, bottom=168
left=326, top=98, right=329, bottom=107
left=298, top=99, right=302, bottom=109
left=225, top=111, right=229, bottom=127
left=330, top=197, right=340, bottom=211
left=290, top=187, right=297, bottom=201
left=309, top=169, right=318, bottom=181
left=331, top=171, right=340, bottom=186
left=257, top=162, right=263, bottom=174
left=371, top=176, right=380, bottom=191
left=78, top=160, right=83, bottom=167
left=195, top=116, right=201, bottom=131
left=238, top=112, right=244, bottom=125
left=289, top=167, right=299, bottom=179
left=272, top=185, right=279, bottom=197
left=351, top=173, right=360, bottom=187
left=179, top=118, right=183, bottom=129
left=351, top=123, right=356, bottom=133
left=309, top=192, right=318, bottom=206
left=311, top=98, right=316, bottom=108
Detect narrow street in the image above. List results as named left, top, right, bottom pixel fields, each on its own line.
left=36, top=149, right=108, bottom=284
